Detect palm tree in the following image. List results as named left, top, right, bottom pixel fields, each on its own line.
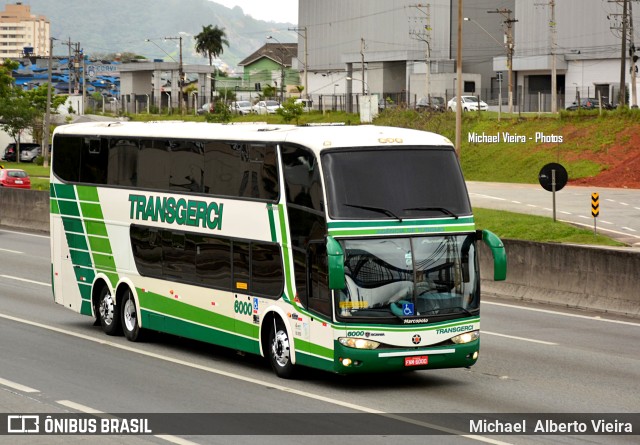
left=194, top=25, right=229, bottom=67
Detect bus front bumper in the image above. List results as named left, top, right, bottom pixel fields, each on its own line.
left=333, top=339, right=479, bottom=374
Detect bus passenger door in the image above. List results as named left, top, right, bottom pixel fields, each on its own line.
left=306, top=242, right=333, bottom=349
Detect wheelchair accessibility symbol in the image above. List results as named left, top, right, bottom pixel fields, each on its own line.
left=402, top=303, right=415, bottom=316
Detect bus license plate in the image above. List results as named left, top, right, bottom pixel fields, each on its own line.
left=405, top=356, right=428, bottom=367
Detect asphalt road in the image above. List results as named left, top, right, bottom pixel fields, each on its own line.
left=467, top=181, right=640, bottom=246
left=1, top=228, right=639, bottom=445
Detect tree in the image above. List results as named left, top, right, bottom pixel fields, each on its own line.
left=276, top=97, right=304, bottom=124
left=0, top=59, right=67, bottom=162
left=262, top=84, right=276, bottom=99
left=194, top=25, right=229, bottom=67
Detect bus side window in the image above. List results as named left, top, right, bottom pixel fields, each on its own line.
left=307, top=241, right=331, bottom=317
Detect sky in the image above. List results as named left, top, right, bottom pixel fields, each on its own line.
left=210, top=0, right=298, bottom=24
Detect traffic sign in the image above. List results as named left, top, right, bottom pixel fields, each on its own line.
left=538, top=163, right=568, bottom=192
left=591, top=192, right=600, bottom=217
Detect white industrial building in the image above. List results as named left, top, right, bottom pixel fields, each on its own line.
left=296, top=0, right=639, bottom=112
left=297, top=0, right=506, bottom=109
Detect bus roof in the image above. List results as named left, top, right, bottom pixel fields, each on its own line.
left=53, top=121, right=454, bottom=154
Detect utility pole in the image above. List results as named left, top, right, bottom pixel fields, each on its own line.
left=455, top=0, right=463, bottom=158
left=66, top=38, right=72, bottom=97
left=165, top=35, right=184, bottom=113
left=550, top=1, right=557, bottom=112
left=288, top=26, right=308, bottom=99
left=360, top=37, right=366, bottom=96
left=409, top=3, right=432, bottom=101
left=488, top=8, right=517, bottom=113
left=620, top=0, right=628, bottom=107
left=629, top=0, right=637, bottom=107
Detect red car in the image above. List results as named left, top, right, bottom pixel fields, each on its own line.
left=0, top=168, right=31, bottom=189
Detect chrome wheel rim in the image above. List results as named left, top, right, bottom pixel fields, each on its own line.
left=271, top=330, right=290, bottom=368
left=100, top=291, right=115, bottom=326
left=123, top=297, right=137, bottom=332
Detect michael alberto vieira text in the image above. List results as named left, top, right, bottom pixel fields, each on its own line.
left=470, top=418, right=633, bottom=434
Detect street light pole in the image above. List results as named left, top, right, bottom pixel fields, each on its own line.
left=267, top=36, right=287, bottom=102
left=346, top=76, right=369, bottom=94
left=43, top=36, right=55, bottom=168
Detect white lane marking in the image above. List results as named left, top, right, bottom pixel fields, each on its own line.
left=57, top=400, right=197, bottom=445
left=0, top=377, right=40, bottom=393
left=527, top=204, right=537, bottom=208
left=469, top=193, right=508, bottom=202
left=620, top=202, right=630, bottom=206
left=511, top=201, right=521, bottom=204
left=559, top=211, right=572, bottom=215
left=57, top=400, right=102, bottom=414
left=0, top=275, right=51, bottom=287
left=0, top=228, right=49, bottom=239
left=484, top=301, right=640, bottom=326
left=0, top=248, right=23, bottom=254
left=578, top=215, right=590, bottom=219
left=483, top=331, right=558, bottom=345
left=2, top=312, right=508, bottom=444
left=622, top=227, right=637, bottom=232
left=600, top=220, right=614, bottom=225
left=560, top=219, right=640, bottom=240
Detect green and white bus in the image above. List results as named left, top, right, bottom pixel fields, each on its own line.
left=50, top=121, right=506, bottom=378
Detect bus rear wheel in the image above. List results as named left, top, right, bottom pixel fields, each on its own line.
left=121, top=288, right=145, bottom=342
left=98, top=286, right=121, bottom=336
left=268, top=320, right=295, bottom=379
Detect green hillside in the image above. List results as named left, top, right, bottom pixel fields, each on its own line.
left=373, top=108, right=640, bottom=186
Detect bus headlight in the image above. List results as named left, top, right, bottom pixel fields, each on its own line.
left=451, top=330, right=479, bottom=344
left=338, top=337, right=380, bottom=350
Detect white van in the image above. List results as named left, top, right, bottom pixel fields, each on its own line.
left=294, top=98, right=313, bottom=112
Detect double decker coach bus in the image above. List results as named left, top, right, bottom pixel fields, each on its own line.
left=50, top=121, right=506, bottom=378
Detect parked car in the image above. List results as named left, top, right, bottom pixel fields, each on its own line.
left=294, top=98, right=313, bottom=112
left=1, top=143, right=41, bottom=162
left=229, top=100, right=254, bottom=115
left=416, top=96, right=445, bottom=112
left=252, top=100, right=281, bottom=114
left=20, top=145, right=47, bottom=163
left=197, top=102, right=214, bottom=115
left=447, top=96, right=488, bottom=112
left=566, top=98, right=601, bottom=110
left=0, top=168, right=31, bottom=189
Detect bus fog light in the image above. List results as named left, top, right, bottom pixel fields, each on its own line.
left=472, top=351, right=479, bottom=360
left=342, top=358, right=353, bottom=367
left=451, top=330, right=479, bottom=344
left=339, top=337, right=380, bottom=349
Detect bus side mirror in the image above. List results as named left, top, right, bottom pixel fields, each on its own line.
left=326, top=236, right=345, bottom=290
left=477, top=229, right=507, bottom=281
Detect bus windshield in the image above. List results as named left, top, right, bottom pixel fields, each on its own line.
left=337, top=234, right=479, bottom=322
left=322, top=146, right=471, bottom=220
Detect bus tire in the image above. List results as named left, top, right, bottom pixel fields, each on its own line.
left=121, top=288, right=145, bottom=342
left=268, top=319, right=295, bottom=379
left=98, top=285, right=121, bottom=336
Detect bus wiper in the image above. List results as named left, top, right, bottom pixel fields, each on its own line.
left=344, top=203, right=402, bottom=221
left=403, top=206, right=459, bottom=219
left=443, top=306, right=475, bottom=317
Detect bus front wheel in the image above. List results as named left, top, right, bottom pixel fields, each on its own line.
left=268, top=320, right=295, bottom=379
left=98, top=286, right=121, bottom=336
left=121, top=288, right=145, bottom=342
